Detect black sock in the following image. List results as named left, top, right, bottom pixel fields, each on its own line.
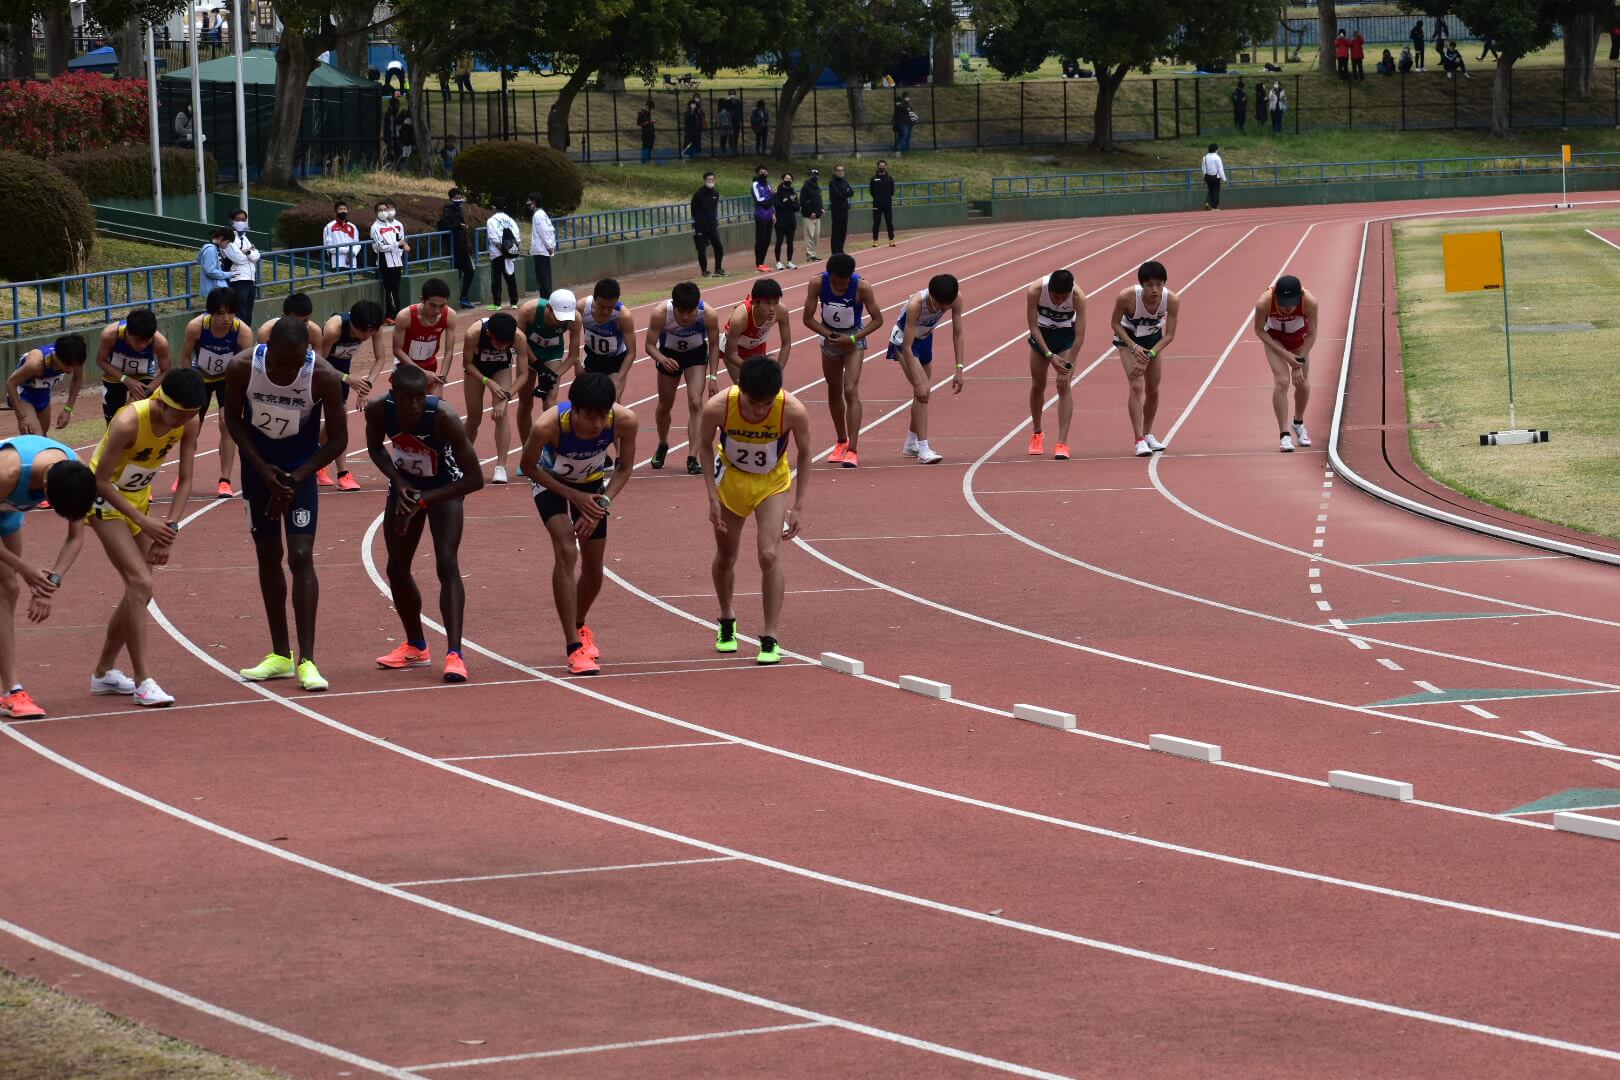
left=760, top=635, right=778, bottom=652
left=575, top=621, right=584, bottom=630
left=718, top=617, right=736, bottom=641
left=1292, top=417, right=1304, bottom=426
left=1280, top=431, right=1290, bottom=439
left=568, top=641, right=583, bottom=655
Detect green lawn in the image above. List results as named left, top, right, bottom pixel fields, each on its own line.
left=1393, top=209, right=1620, bottom=540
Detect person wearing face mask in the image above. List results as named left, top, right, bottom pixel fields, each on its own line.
left=799, top=169, right=824, bottom=262
left=370, top=200, right=410, bottom=322
left=438, top=188, right=477, bottom=309
left=869, top=160, right=895, bottom=248
left=772, top=174, right=799, bottom=270
left=526, top=191, right=556, bottom=298
left=828, top=163, right=854, bottom=255
left=751, top=166, right=775, bottom=274
left=690, top=172, right=724, bottom=278
left=322, top=202, right=362, bottom=272
left=223, top=209, right=260, bottom=323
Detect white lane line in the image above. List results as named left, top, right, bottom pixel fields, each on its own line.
left=1593, top=759, right=1620, bottom=774
left=1413, top=681, right=1444, bottom=694
left=1377, top=659, right=1405, bottom=672
left=659, top=587, right=879, bottom=599
left=390, top=857, right=740, bottom=888
left=1348, top=638, right=1371, bottom=650
left=1315, top=526, right=1327, bottom=535
left=406, top=1022, right=830, bottom=1070
left=1316, top=601, right=1333, bottom=612
left=1521, top=730, right=1565, bottom=746
left=974, top=486, right=1156, bottom=495
left=0, top=915, right=421, bottom=1079
left=440, top=741, right=736, bottom=762
left=1584, top=227, right=1620, bottom=253
left=1459, top=704, right=1499, bottom=720
left=812, top=532, right=1001, bottom=542
left=1502, top=802, right=1620, bottom=817
left=12, top=718, right=1620, bottom=1069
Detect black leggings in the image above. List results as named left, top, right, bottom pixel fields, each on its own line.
left=774, top=221, right=795, bottom=263
left=491, top=259, right=518, bottom=306
left=379, top=265, right=403, bottom=321
left=872, top=206, right=894, bottom=241
left=754, top=218, right=773, bottom=267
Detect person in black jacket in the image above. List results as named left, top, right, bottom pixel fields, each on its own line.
left=828, top=163, right=854, bottom=255
left=437, top=187, right=477, bottom=308
left=869, top=160, right=896, bottom=247
left=799, top=169, right=824, bottom=262
left=691, top=171, right=724, bottom=277
left=772, top=174, right=799, bottom=269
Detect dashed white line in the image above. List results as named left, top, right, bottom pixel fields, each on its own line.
left=406, top=1023, right=831, bottom=1071
left=1316, top=600, right=1333, bottom=612
left=1459, top=704, right=1499, bottom=720
left=1520, top=730, right=1565, bottom=747
left=1414, top=680, right=1445, bottom=694
left=390, top=857, right=740, bottom=888
left=1377, top=659, right=1405, bottom=672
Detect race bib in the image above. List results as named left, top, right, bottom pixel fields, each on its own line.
left=250, top=399, right=304, bottom=440
left=114, top=461, right=161, bottom=491
left=586, top=329, right=618, bottom=354
left=725, top=441, right=780, bottom=475
left=407, top=336, right=438, bottom=362
left=194, top=348, right=231, bottom=378
left=114, top=351, right=149, bottom=375
left=390, top=434, right=438, bottom=478
left=823, top=303, right=856, bottom=330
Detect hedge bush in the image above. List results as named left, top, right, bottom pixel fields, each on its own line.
left=54, top=147, right=219, bottom=202
left=275, top=193, right=491, bottom=250
left=452, top=142, right=583, bottom=216
left=0, top=150, right=96, bottom=280
left=0, top=74, right=146, bottom=158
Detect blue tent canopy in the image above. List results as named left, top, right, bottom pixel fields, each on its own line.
left=67, top=46, right=167, bottom=74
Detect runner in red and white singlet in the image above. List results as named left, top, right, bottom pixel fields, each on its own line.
left=380, top=278, right=456, bottom=391
left=1252, top=274, right=1319, bottom=453
left=721, top=278, right=792, bottom=383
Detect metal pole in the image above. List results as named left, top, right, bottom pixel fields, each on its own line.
left=145, top=23, right=164, bottom=215
left=231, top=0, right=247, bottom=207
left=1501, top=234, right=1516, bottom=429
left=188, top=0, right=207, bottom=222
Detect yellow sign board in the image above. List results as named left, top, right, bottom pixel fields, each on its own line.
left=1443, top=231, right=1505, bottom=292
left=1563, top=143, right=1572, bottom=164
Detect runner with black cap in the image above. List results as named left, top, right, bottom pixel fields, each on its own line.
left=1253, top=274, right=1318, bottom=453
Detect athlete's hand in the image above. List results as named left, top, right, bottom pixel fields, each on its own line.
left=653, top=353, right=679, bottom=375
left=783, top=506, right=803, bottom=540
left=20, top=565, right=54, bottom=596
left=487, top=380, right=512, bottom=402
left=147, top=541, right=172, bottom=567
left=707, top=497, right=727, bottom=533
left=16, top=413, right=41, bottom=436
left=393, top=487, right=423, bottom=529
left=51, top=409, right=71, bottom=430
left=951, top=369, right=965, bottom=395
left=1049, top=352, right=1073, bottom=374
left=348, top=376, right=372, bottom=400
left=429, top=373, right=446, bottom=393
left=143, top=518, right=178, bottom=547
left=125, top=377, right=150, bottom=400
left=26, top=589, right=53, bottom=624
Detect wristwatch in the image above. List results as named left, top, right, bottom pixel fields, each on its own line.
left=46, top=572, right=62, bottom=587
left=592, top=494, right=612, bottom=511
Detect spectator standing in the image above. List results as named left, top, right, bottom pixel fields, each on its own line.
left=869, top=159, right=896, bottom=247
left=1609, top=20, right=1620, bottom=62
left=750, top=99, right=769, bottom=155
left=1231, top=79, right=1247, bottom=131
left=690, top=171, right=724, bottom=277
left=197, top=227, right=231, bottom=298
left=1433, top=17, right=1449, bottom=47
left=485, top=197, right=522, bottom=309
left=751, top=165, right=775, bottom=272
left=829, top=162, right=854, bottom=255
left=527, top=191, right=556, bottom=297
left=800, top=168, right=824, bottom=262
left=1409, top=20, right=1426, bottom=71
left=637, top=99, right=656, bottom=164
left=772, top=174, right=799, bottom=270
left=438, top=188, right=477, bottom=309
left=720, top=90, right=742, bottom=155
left=892, top=92, right=916, bottom=153
left=398, top=103, right=416, bottom=164
left=729, top=94, right=746, bottom=155
left=1255, top=80, right=1268, bottom=127
left=454, top=55, right=474, bottom=93
left=1269, top=83, right=1287, bottom=134
left=371, top=200, right=409, bottom=321
left=222, top=208, right=260, bottom=323
left=323, top=202, right=362, bottom=271
left=384, top=95, right=404, bottom=167
left=1201, top=143, right=1227, bottom=210
left=1334, top=30, right=1350, bottom=79
left=1350, top=31, right=1366, bottom=80
left=683, top=95, right=705, bottom=159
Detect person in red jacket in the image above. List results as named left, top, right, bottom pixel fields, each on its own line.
left=1334, top=30, right=1350, bottom=79
left=1350, top=31, right=1366, bottom=80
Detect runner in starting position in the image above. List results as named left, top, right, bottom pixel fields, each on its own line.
left=580, top=278, right=638, bottom=404
left=1025, top=269, right=1086, bottom=459
left=514, top=288, right=582, bottom=471
left=1253, top=274, right=1318, bottom=452
left=460, top=312, right=531, bottom=483
left=95, top=308, right=170, bottom=424
left=365, top=364, right=484, bottom=683
left=1109, top=260, right=1180, bottom=457
left=802, top=253, right=882, bottom=468
left=722, top=278, right=792, bottom=384
left=317, top=300, right=382, bottom=491
left=6, top=335, right=87, bottom=437
left=647, top=281, right=721, bottom=475
left=179, top=288, right=254, bottom=497
left=373, top=278, right=455, bottom=394
left=697, top=354, right=811, bottom=664
left=520, top=372, right=639, bottom=676
left=888, top=274, right=964, bottom=464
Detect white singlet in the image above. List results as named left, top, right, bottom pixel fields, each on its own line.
left=1118, top=285, right=1169, bottom=338
left=1034, top=282, right=1077, bottom=329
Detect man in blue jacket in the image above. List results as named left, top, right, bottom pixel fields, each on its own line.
left=751, top=166, right=775, bottom=273
left=197, top=228, right=231, bottom=299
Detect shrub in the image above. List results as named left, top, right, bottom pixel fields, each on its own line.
left=0, top=150, right=95, bottom=279
left=53, top=147, right=219, bottom=201
left=0, top=74, right=146, bottom=158
left=452, top=142, right=583, bottom=216
left=275, top=193, right=491, bottom=250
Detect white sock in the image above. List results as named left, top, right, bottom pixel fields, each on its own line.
left=904, top=432, right=919, bottom=448
left=917, top=440, right=931, bottom=453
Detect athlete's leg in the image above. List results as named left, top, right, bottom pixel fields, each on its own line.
left=1264, top=350, right=1295, bottom=432
left=1118, top=347, right=1148, bottom=441
left=217, top=408, right=238, bottom=484
left=682, top=366, right=707, bottom=451
left=544, top=514, right=581, bottom=649
left=710, top=502, right=746, bottom=622
left=752, top=490, right=791, bottom=639
left=489, top=366, right=515, bottom=470
left=905, top=360, right=932, bottom=442
left=0, top=533, right=21, bottom=690
left=1028, top=347, right=1050, bottom=433
left=576, top=535, right=606, bottom=626
left=463, top=371, right=488, bottom=448
left=383, top=495, right=430, bottom=644
left=841, top=350, right=866, bottom=452
left=93, top=520, right=157, bottom=683
left=610, top=361, right=631, bottom=405
left=820, top=350, right=848, bottom=444
left=251, top=530, right=292, bottom=658
left=427, top=499, right=466, bottom=654
left=515, top=370, right=538, bottom=455
left=1142, top=354, right=1164, bottom=436
left=1054, top=348, right=1077, bottom=443
left=654, top=369, right=680, bottom=446
left=1291, top=359, right=1311, bottom=423
left=287, top=532, right=319, bottom=663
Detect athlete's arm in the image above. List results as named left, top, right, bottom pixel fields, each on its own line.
left=1026, top=284, right=1052, bottom=357
left=897, top=295, right=926, bottom=385
left=603, top=407, right=638, bottom=503
left=646, top=302, right=678, bottom=374
left=157, top=416, right=201, bottom=559
left=362, top=400, right=405, bottom=491
left=565, top=320, right=583, bottom=375
left=256, top=318, right=275, bottom=344
left=1067, top=289, right=1088, bottom=367
left=1156, top=292, right=1180, bottom=356
left=696, top=391, right=729, bottom=530
left=857, top=281, right=884, bottom=343
left=948, top=298, right=966, bottom=394
left=783, top=393, right=811, bottom=539
left=58, top=361, right=83, bottom=429
left=426, top=405, right=484, bottom=507
left=6, top=351, right=44, bottom=435
left=1296, top=291, right=1320, bottom=360
left=221, top=353, right=283, bottom=491
left=1253, top=293, right=1297, bottom=363
left=33, top=515, right=86, bottom=620
left=180, top=319, right=203, bottom=377
left=510, top=333, right=532, bottom=388
left=775, top=313, right=793, bottom=373
left=704, top=308, right=722, bottom=390
left=94, top=324, right=121, bottom=387
left=459, top=321, right=483, bottom=383
left=292, top=362, right=351, bottom=484
left=152, top=333, right=171, bottom=380
left=517, top=408, right=556, bottom=483
left=91, top=410, right=176, bottom=543
left=612, top=308, right=636, bottom=400
left=723, top=306, right=746, bottom=368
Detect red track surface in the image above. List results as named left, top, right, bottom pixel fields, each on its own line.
left=7, top=194, right=1620, bottom=1078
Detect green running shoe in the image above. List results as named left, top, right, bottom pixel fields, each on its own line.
left=298, top=659, right=329, bottom=692
left=239, top=653, right=294, bottom=681
left=756, top=640, right=782, bottom=665
left=651, top=442, right=669, bottom=469
left=714, top=622, right=738, bottom=653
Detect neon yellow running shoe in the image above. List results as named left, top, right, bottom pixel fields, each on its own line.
left=239, top=653, right=294, bottom=681
left=756, top=638, right=782, bottom=665
left=297, top=659, right=329, bottom=692
left=714, top=620, right=739, bottom=654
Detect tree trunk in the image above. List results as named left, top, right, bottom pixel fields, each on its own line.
left=334, top=11, right=370, bottom=77
left=262, top=30, right=321, bottom=191
left=1562, top=13, right=1600, bottom=99
left=43, top=4, right=70, bottom=76
left=407, top=57, right=432, bottom=176
left=846, top=82, right=865, bottom=141
left=1089, top=63, right=1129, bottom=150
left=115, top=17, right=144, bottom=78
left=4, top=19, right=33, bottom=80
left=1490, top=54, right=1515, bottom=138
left=932, top=1, right=955, bottom=87
left=1316, top=0, right=1337, bottom=75
left=546, top=64, right=595, bottom=151
left=596, top=73, right=625, bottom=91
left=769, top=66, right=815, bottom=159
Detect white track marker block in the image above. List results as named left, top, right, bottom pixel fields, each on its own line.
left=1328, top=770, right=1413, bottom=801
left=899, top=675, right=951, bottom=700
left=1013, top=704, right=1076, bottom=730
left=1148, top=734, right=1222, bottom=762
left=1554, top=812, right=1620, bottom=841
left=819, top=652, right=865, bottom=675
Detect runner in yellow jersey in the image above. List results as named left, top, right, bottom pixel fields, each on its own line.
left=87, top=368, right=204, bottom=707
left=697, top=354, right=811, bottom=665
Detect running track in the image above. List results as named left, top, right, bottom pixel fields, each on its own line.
left=7, top=194, right=1620, bottom=1078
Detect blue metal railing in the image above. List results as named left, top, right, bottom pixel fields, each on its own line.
left=990, top=153, right=1620, bottom=199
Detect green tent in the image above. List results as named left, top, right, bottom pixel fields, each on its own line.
left=161, top=49, right=382, bottom=178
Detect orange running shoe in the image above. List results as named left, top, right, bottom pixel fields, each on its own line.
left=170, top=476, right=179, bottom=494
left=336, top=471, right=361, bottom=492
left=1, top=688, right=45, bottom=719
left=443, top=653, right=469, bottom=683
left=578, top=625, right=601, bottom=660
left=567, top=646, right=600, bottom=675
left=316, top=466, right=334, bottom=487
left=1054, top=442, right=1072, bottom=460
left=216, top=479, right=233, bottom=499
left=840, top=450, right=859, bottom=468
left=376, top=643, right=431, bottom=669
left=828, top=440, right=849, bottom=464
left=1028, top=432, right=1045, bottom=456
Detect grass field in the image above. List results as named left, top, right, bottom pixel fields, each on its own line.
left=1393, top=209, right=1620, bottom=540
left=0, top=969, right=284, bottom=1079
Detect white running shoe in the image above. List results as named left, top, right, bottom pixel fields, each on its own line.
left=1144, top=434, right=1167, bottom=452
left=1280, top=434, right=1295, bottom=453
left=90, top=669, right=136, bottom=695
left=133, top=678, right=174, bottom=707
left=917, top=447, right=943, bottom=465
left=786, top=261, right=798, bottom=270
left=1291, top=421, right=1311, bottom=447
left=774, top=261, right=785, bottom=270
left=1134, top=439, right=1152, bottom=457
left=902, top=440, right=919, bottom=458
left=492, top=465, right=509, bottom=484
